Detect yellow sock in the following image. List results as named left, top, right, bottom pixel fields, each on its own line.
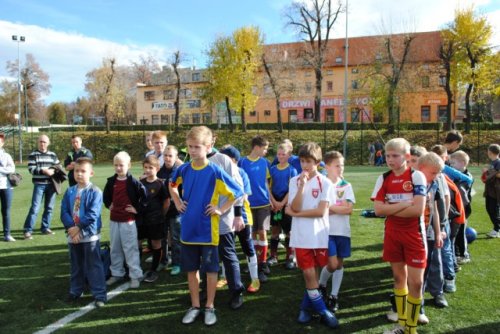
left=406, top=295, right=422, bottom=334
left=394, top=287, right=408, bottom=327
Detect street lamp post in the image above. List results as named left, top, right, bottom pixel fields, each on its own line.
left=12, top=35, right=25, bottom=163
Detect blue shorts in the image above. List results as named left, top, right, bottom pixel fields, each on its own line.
left=328, top=235, right=351, bottom=258
left=180, top=244, right=219, bottom=273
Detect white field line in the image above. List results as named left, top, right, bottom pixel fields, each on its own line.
left=34, top=282, right=130, bottom=334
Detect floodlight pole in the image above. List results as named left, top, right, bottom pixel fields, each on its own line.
left=342, top=0, right=349, bottom=158
left=12, top=35, right=25, bottom=163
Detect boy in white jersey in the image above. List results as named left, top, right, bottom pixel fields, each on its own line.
left=318, top=151, right=355, bottom=314
left=285, top=142, right=338, bottom=329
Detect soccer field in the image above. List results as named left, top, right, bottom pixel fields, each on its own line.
left=0, top=165, right=498, bottom=334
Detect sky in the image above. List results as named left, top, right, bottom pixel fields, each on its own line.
left=1, top=0, right=499, bottom=104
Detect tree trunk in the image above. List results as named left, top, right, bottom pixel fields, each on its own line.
left=314, top=68, right=322, bottom=122
left=241, top=93, right=247, bottom=132
left=225, top=96, right=234, bottom=132
left=173, top=63, right=181, bottom=132
left=276, top=96, right=283, bottom=133
left=386, top=86, right=397, bottom=134
left=464, top=83, right=473, bottom=134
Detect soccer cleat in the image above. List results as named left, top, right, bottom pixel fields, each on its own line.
left=383, top=325, right=406, bottom=334
left=247, top=279, right=260, bottom=293
left=204, top=307, right=217, bottom=326
left=106, top=276, right=123, bottom=286
left=261, top=262, right=271, bottom=275
left=318, top=285, right=328, bottom=301
left=285, top=258, right=297, bottom=270
left=4, top=235, right=16, bottom=242
left=486, top=230, right=499, bottom=238
left=94, top=300, right=105, bottom=308
left=41, top=229, right=55, bottom=235
left=320, top=310, right=339, bottom=328
left=143, top=271, right=159, bottom=283
left=418, top=313, right=430, bottom=325
left=327, top=295, right=339, bottom=313
left=130, top=278, right=141, bottom=288
left=457, top=256, right=471, bottom=264
left=182, top=307, right=201, bottom=324
left=444, top=278, right=456, bottom=293
left=297, top=310, right=312, bottom=324
left=229, top=291, right=244, bottom=310
left=24, top=232, right=33, bottom=240
left=145, top=256, right=153, bottom=263
left=267, top=256, right=278, bottom=266
left=258, top=271, right=268, bottom=283
left=170, top=265, right=181, bottom=276
left=156, top=263, right=167, bottom=272
left=434, top=294, right=448, bottom=308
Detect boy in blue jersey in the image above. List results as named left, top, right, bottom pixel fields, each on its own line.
left=268, top=142, right=298, bottom=268
left=169, top=126, right=243, bottom=326
left=238, top=136, right=272, bottom=282
left=319, top=151, right=355, bottom=314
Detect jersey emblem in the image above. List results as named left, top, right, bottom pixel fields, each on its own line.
left=403, top=181, right=413, bottom=192
left=312, top=188, right=319, bottom=198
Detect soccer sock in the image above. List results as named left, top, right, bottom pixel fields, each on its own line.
left=331, top=267, right=344, bottom=297
left=248, top=254, right=259, bottom=281
left=161, top=238, right=168, bottom=264
left=406, top=295, right=422, bottom=334
left=285, top=237, right=292, bottom=258
left=151, top=248, right=162, bottom=272
left=307, top=289, right=327, bottom=315
left=270, top=238, right=279, bottom=258
left=319, top=266, right=333, bottom=287
left=260, top=240, right=268, bottom=263
left=254, top=240, right=262, bottom=263
left=300, top=290, right=312, bottom=310
left=394, top=287, right=408, bottom=327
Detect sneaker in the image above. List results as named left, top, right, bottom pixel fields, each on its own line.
left=261, top=262, right=271, bottom=275
left=24, top=232, right=33, bottom=240
left=285, top=258, right=297, bottom=270
left=327, top=295, right=339, bottom=313
left=170, top=265, right=181, bottom=276
left=297, top=309, right=312, bottom=324
left=457, top=256, right=471, bottom=264
left=156, top=263, right=167, bottom=272
left=229, top=291, right=244, bottom=310
left=258, top=271, right=268, bottom=283
left=444, top=278, right=456, bottom=293
left=386, top=310, right=398, bottom=323
left=106, top=276, right=123, bottom=286
left=182, top=307, right=201, bottom=324
left=41, top=229, right=55, bottom=235
left=143, top=271, right=159, bottom=283
left=247, top=279, right=260, bottom=293
left=434, top=294, right=448, bottom=308
left=267, top=256, right=278, bottom=266
left=130, top=278, right=140, bottom=288
left=4, top=235, right=16, bottom=242
left=204, top=307, right=217, bottom=326
left=383, top=325, right=406, bottom=334
left=418, top=313, right=430, bottom=325
left=145, top=256, right=153, bottom=263
left=320, top=310, right=339, bottom=329
left=486, top=230, right=499, bottom=238
left=216, top=278, right=227, bottom=288
left=94, top=300, right=105, bottom=308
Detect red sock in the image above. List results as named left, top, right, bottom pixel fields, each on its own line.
left=260, top=244, right=268, bottom=263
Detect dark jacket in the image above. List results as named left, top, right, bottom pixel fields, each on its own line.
left=50, top=165, right=68, bottom=194
left=64, top=147, right=93, bottom=186
left=103, top=173, right=147, bottom=218
left=158, top=162, right=181, bottom=217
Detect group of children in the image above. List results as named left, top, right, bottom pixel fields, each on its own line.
left=60, top=127, right=499, bottom=331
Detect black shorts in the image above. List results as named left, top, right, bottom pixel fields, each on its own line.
left=137, top=223, right=166, bottom=240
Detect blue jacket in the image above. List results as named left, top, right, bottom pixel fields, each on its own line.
left=61, top=183, right=102, bottom=238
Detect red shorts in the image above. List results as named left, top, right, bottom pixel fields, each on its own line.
left=295, top=248, right=328, bottom=270
left=383, top=228, right=427, bottom=268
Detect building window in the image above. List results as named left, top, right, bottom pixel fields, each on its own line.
left=192, top=72, right=201, bottom=81
left=163, top=90, right=174, bottom=100
left=151, top=115, right=160, bottom=125
left=438, top=76, right=446, bottom=87
left=326, top=108, right=335, bottom=122
left=264, top=110, right=271, bottom=117
left=203, top=113, right=211, bottom=124
left=351, top=80, right=359, bottom=90
left=192, top=113, right=201, bottom=124
left=304, top=108, right=314, bottom=121
left=351, top=68, right=359, bottom=74
left=335, top=57, right=342, bottom=64
left=421, top=106, right=430, bottom=122
left=326, top=69, right=333, bottom=76
left=140, top=118, right=148, bottom=125
left=327, top=81, right=333, bottom=91
left=288, top=110, right=297, bottom=122
left=350, top=108, right=360, bottom=122
left=187, top=100, right=201, bottom=108
left=196, top=88, right=204, bottom=97
left=438, top=105, right=447, bottom=122
left=305, top=82, right=312, bottom=93
left=180, top=89, right=192, bottom=98
left=144, top=91, right=155, bottom=101
left=375, top=53, right=383, bottom=61
left=422, top=76, right=430, bottom=88
left=249, top=111, right=257, bottom=117
left=161, top=114, right=169, bottom=124
left=305, top=71, right=312, bottom=77
left=264, top=84, right=272, bottom=94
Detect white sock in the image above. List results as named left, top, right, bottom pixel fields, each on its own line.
left=319, top=266, right=332, bottom=287
left=248, top=254, right=258, bottom=281
left=331, top=267, right=344, bottom=297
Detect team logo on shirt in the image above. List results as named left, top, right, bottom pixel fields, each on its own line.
left=403, top=181, right=413, bottom=192
left=337, top=189, right=345, bottom=199
left=312, top=188, right=319, bottom=198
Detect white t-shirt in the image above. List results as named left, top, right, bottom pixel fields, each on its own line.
left=289, top=173, right=333, bottom=249
left=329, top=179, right=356, bottom=237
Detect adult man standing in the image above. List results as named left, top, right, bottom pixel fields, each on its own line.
left=23, top=134, right=60, bottom=240
left=64, top=135, right=93, bottom=186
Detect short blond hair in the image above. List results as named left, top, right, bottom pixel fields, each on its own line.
left=187, top=126, right=212, bottom=145
left=277, top=143, right=293, bottom=155
left=114, top=151, right=131, bottom=164
left=449, top=150, right=470, bottom=166
left=165, top=145, right=178, bottom=155
left=417, top=152, right=445, bottom=171
left=385, top=138, right=410, bottom=155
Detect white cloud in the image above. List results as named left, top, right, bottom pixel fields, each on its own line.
left=0, top=20, right=171, bottom=103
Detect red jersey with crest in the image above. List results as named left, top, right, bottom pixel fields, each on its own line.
left=373, top=167, right=427, bottom=232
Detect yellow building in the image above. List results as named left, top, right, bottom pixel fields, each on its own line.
left=136, top=31, right=454, bottom=125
